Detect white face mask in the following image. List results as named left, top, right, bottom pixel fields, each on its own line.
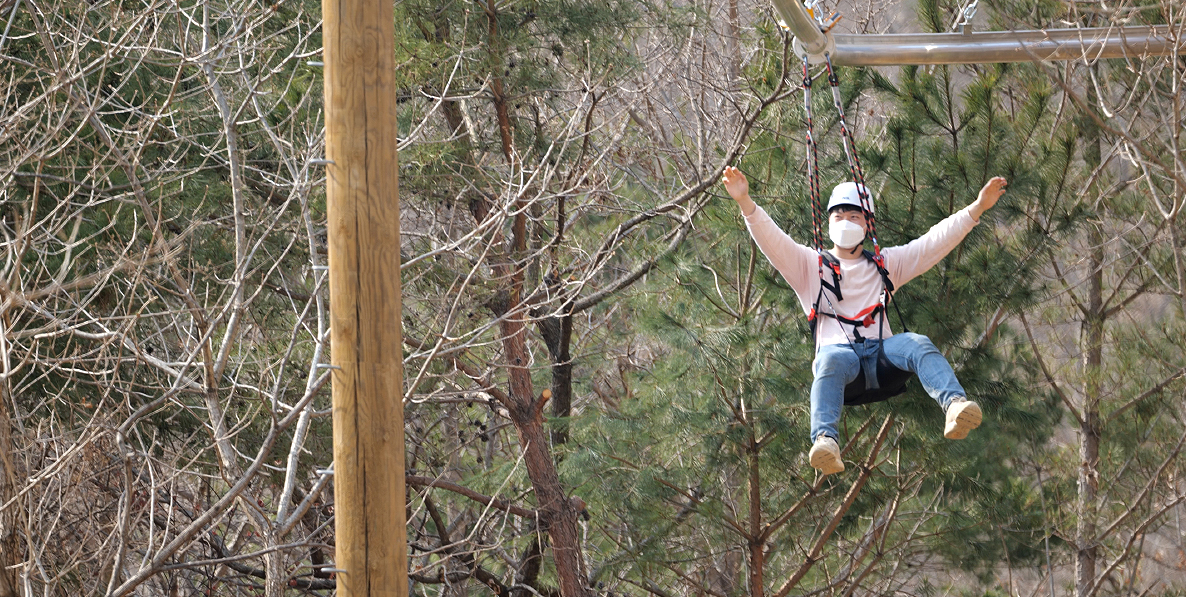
left=829, top=219, right=866, bottom=249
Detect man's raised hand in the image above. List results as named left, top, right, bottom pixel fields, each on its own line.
left=722, top=166, right=757, bottom=216
left=970, top=176, right=1007, bottom=220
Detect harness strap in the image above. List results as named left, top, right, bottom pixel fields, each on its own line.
left=812, top=301, right=882, bottom=324
left=809, top=249, right=897, bottom=341
left=819, top=256, right=843, bottom=302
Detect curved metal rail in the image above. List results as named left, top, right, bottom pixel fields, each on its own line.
left=772, top=0, right=1185, bottom=66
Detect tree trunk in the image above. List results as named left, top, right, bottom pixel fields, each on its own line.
left=0, top=313, right=21, bottom=597
left=726, top=0, right=740, bottom=81
left=1076, top=229, right=1103, bottom=597
left=479, top=3, right=586, bottom=591
left=1171, top=216, right=1185, bottom=320
left=499, top=309, right=589, bottom=597
left=1075, top=86, right=1104, bottom=597
left=539, top=311, right=574, bottom=446
left=0, top=401, right=20, bottom=597
left=747, top=426, right=764, bottom=597
left=264, top=535, right=285, bottom=597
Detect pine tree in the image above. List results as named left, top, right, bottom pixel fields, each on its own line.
left=568, top=7, right=1075, bottom=592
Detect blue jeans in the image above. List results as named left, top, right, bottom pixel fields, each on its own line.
left=809, top=332, right=965, bottom=442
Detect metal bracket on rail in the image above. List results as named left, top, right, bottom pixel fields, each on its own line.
left=956, top=0, right=979, bottom=35
left=791, top=34, right=836, bottom=65
left=782, top=0, right=839, bottom=64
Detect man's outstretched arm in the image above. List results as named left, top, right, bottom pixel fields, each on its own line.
left=721, top=166, right=816, bottom=294
left=884, top=177, right=1008, bottom=286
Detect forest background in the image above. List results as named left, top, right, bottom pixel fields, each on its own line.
left=1, top=0, right=1184, bottom=594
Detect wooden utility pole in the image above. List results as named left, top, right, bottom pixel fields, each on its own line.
left=323, top=0, right=406, bottom=591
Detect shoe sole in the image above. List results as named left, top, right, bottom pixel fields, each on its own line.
left=944, top=402, right=982, bottom=440
left=809, top=448, right=845, bottom=475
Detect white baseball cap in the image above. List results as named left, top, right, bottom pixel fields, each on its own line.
left=826, top=182, right=874, bottom=214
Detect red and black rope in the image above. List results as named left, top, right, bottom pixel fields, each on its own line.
left=823, top=53, right=883, bottom=261
left=805, top=51, right=906, bottom=345
left=802, top=54, right=824, bottom=253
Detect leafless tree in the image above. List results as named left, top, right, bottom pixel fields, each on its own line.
left=0, top=0, right=813, bottom=591
left=1011, top=1, right=1186, bottom=594
left=2, top=0, right=341, bottom=593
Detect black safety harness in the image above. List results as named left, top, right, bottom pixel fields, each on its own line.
left=809, top=249, right=905, bottom=343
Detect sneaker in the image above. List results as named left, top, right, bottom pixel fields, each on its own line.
left=944, top=398, right=982, bottom=440
left=808, top=436, right=845, bottom=475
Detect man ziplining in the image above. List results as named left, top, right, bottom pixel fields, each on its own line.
left=721, top=168, right=1008, bottom=475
